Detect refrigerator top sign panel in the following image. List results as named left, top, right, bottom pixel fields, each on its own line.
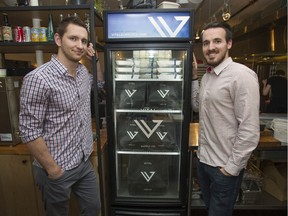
left=104, top=9, right=193, bottom=42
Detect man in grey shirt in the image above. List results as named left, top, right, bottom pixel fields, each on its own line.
left=191, top=22, right=260, bottom=216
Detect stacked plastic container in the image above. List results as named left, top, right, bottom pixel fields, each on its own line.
left=271, top=118, right=287, bottom=145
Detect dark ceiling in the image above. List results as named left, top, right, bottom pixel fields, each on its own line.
left=103, top=0, right=285, bottom=31
left=103, top=0, right=287, bottom=63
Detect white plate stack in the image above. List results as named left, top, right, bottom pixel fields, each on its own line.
left=271, top=118, right=288, bottom=145
left=157, top=59, right=182, bottom=80
left=115, top=59, right=140, bottom=79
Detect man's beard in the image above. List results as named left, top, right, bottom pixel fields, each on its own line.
left=205, top=50, right=228, bottom=67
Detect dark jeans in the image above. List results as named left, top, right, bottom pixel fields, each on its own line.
left=197, top=161, right=244, bottom=216
left=34, top=159, right=101, bottom=216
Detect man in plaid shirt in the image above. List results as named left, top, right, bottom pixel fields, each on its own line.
left=19, top=16, right=101, bottom=216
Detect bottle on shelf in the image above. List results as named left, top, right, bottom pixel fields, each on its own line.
left=55, top=14, right=64, bottom=33
left=59, top=14, right=64, bottom=23
left=84, top=13, right=90, bottom=39
left=17, top=0, right=29, bottom=6
left=47, top=14, right=54, bottom=42
left=2, top=13, right=13, bottom=42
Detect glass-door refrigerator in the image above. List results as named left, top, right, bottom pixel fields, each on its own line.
left=103, top=9, right=194, bottom=216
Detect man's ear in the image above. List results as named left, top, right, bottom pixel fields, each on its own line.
left=54, top=33, right=61, bottom=47
left=227, top=39, right=232, bottom=50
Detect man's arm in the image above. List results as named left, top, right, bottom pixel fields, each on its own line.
left=191, top=53, right=199, bottom=112
left=27, top=137, right=63, bottom=179
left=19, top=74, right=63, bottom=179
left=86, top=43, right=105, bottom=89
left=262, top=79, right=271, bottom=96
left=225, top=71, right=260, bottom=176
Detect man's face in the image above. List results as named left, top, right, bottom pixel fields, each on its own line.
left=202, top=27, right=232, bottom=67
left=57, top=24, right=88, bottom=63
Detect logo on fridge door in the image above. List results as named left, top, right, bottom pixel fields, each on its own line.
left=141, top=171, right=155, bottom=182
left=127, top=131, right=138, bottom=139
left=148, top=16, right=190, bottom=37
left=156, top=131, right=168, bottom=140
left=157, top=90, right=169, bottom=98
left=125, top=89, right=137, bottom=97
left=134, top=120, right=162, bottom=138
left=127, top=120, right=168, bottom=140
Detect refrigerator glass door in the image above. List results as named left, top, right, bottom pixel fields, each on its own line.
left=111, top=49, right=187, bottom=199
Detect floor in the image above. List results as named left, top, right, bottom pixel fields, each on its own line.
left=191, top=209, right=287, bottom=216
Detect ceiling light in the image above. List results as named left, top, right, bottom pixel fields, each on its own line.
left=195, top=31, right=200, bottom=40
left=222, top=1, right=231, bottom=21
left=222, top=12, right=231, bottom=21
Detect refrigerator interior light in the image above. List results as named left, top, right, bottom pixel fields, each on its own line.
left=148, top=50, right=156, bottom=58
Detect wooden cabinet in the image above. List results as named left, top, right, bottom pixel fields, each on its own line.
left=0, top=144, right=107, bottom=216
left=0, top=154, right=39, bottom=216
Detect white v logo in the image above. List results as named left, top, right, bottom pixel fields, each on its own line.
left=148, top=16, right=190, bottom=37
left=156, top=132, right=167, bottom=140
left=127, top=131, right=138, bottom=139
left=125, top=89, right=137, bottom=97
left=141, top=171, right=155, bottom=182
left=157, top=90, right=169, bottom=98
left=134, top=120, right=163, bottom=138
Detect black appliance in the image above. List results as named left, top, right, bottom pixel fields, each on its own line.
left=104, top=9, right=194, bottom=215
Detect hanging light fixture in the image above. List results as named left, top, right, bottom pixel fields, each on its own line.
left=194, top=7, right=202, bottom=41
left=195, top=30, right=200, bottom=40
left=222, top=0, right=231, bottom=21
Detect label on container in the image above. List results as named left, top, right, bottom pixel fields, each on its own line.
left=2, top=26, right=13, bottom=41
left=31, top=27, right=39, bottom=42
left=0, top=133, right=12, bottom=142
left=23, top=26, right=31, bottom=42
left=13, top=26, right=24, bottom=42
left=38, top=27, right=47, bottom=42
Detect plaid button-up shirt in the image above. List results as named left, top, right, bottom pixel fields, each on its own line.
left=19, top=55, right=94, bottom=170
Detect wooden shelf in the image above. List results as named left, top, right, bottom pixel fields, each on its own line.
left=0, top=42, right=57, bottom=53
left=0, top=5, right=103, bottom=27
left=0, top=4, right=104, bottom=54
left=0, top=41, right=104, bottom=53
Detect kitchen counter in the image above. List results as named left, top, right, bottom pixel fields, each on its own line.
left=0, top=129, right=107, bottom=155
left=189, top=123, right=286, bottom=150
left=187, top=123, right=287, bottom=216
left=0, top=124, right=284, bottom=155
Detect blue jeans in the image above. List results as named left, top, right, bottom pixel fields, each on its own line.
left=197, top=161, right=244, bottom=216
left=34, top=159, right=101, bottom=216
